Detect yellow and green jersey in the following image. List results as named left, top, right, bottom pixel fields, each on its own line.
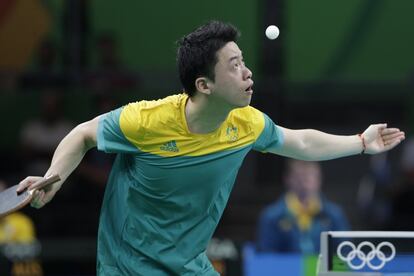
left=96, top=93, right=283, bottom=275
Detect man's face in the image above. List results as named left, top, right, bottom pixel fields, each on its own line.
left=287, top=162, right=322, bottom=198
left=208, top=42, right=254, bottom=108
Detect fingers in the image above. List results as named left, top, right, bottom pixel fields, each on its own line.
left=16, top=176, right=44, bottom=193
left=382, top=131, right=405, bottom=142
left=383, top=138, right=404, bottom=151
left=30, top=190, right=46, bottom=209
left=18, top=176, right=58, bottom=209
left=377, top=123, right=387, bottom=130
left=370, top=124, right=405, bottom=144
left=364, top=124, right=405, bottom=154
left=381, top=125, right=405, bottom=146
left=363, top=124, right=388, bottom=140
left=381, top=128, right=401, bottom=135
left=382, top=130, right=405, bottom=149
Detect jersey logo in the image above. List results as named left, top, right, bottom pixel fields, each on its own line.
left=160, top=140, right=179, bottom=152
left=226, top=125, right=238, bottom=142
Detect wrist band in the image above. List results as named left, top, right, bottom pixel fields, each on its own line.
left=358, top=133, right=366, bottom=154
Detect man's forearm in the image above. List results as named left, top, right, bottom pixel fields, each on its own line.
left=274, top=124, right=404, bottom=161
left=273, top=128, right=363, bottom=161
left=45, top=122, right=97, bottom=182
left=297, top=129, right=362, bottom=161
left=16, top=117, right=99, bottom=208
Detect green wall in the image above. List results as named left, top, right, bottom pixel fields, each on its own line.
left=39, top=0, right=414, bottom=82
left=287, top=0, right=414, bottom=82
left=89, top=0, right=260, bottom=73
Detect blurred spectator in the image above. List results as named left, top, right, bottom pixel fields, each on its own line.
left=388, top=137, right=414, bottom=230
left=19, top=39, right=67, bottom=89
left=0, top=180, right=43, bottom=276
left=19, top=90, right=74, bottom=176
left=85, top=33, right=138, bottom=94
left=256, top=159, right=349, bottom=254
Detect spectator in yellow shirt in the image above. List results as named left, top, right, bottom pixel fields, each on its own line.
left=0, top=180, right=43, bottom=276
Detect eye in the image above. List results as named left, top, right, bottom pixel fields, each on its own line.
left=232, top=62, right=240, bottom=69
left=235, top=60, right=245, bottom=70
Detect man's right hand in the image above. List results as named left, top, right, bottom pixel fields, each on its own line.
left=16, top=176, right=62, bottom=209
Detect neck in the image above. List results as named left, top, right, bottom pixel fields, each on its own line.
left=298, top=193, right=319, bottom=206
left=288, top=191, right=311, bottom=205
left=185, top=93, right=232, bottom=134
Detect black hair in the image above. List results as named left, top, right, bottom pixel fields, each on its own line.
left=176, top=21, right=240, bottom=97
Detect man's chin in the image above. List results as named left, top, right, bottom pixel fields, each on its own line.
left=238, top=97, right=252, bottom=108
left=223, top=96, right=252, bottom=110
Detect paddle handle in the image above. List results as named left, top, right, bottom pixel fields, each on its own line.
left=28, top=174, right=61, bottom=193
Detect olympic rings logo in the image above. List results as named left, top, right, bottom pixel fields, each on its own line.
left=337, top=241, right=396, bottom=270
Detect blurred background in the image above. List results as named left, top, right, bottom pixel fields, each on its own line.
left=0, top=0, right=413, bottom=275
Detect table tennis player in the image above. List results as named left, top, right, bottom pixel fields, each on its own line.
left=17, top=21, right=405, bottom=275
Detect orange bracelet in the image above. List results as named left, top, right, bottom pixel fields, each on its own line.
left=358, top=133, right=366, bottom=154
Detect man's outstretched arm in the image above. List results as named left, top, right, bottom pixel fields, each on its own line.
left=17, top=116, right=101, bottom=208
left=271, top=123, right=405, bottom=161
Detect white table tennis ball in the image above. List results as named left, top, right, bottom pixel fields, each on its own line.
left=265, top=25, right=279, bottom=40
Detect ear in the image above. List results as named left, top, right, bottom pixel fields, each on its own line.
left=194, top=77, right=212, bottom=95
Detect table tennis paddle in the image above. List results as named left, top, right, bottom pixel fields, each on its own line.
left=0, top=174, right=61, bottom=218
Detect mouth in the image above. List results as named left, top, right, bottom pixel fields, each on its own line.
left=244, top=82, right=254, bottom=95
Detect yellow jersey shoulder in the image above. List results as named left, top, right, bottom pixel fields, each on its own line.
left=119, top=94, right=186, bottom=142
left=228, top=105, right=265, bottom=140
left=117, top=95, right=265, bottom=157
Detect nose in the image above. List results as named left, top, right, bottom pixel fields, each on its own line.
left=243, top=65, right=252, bottom=80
